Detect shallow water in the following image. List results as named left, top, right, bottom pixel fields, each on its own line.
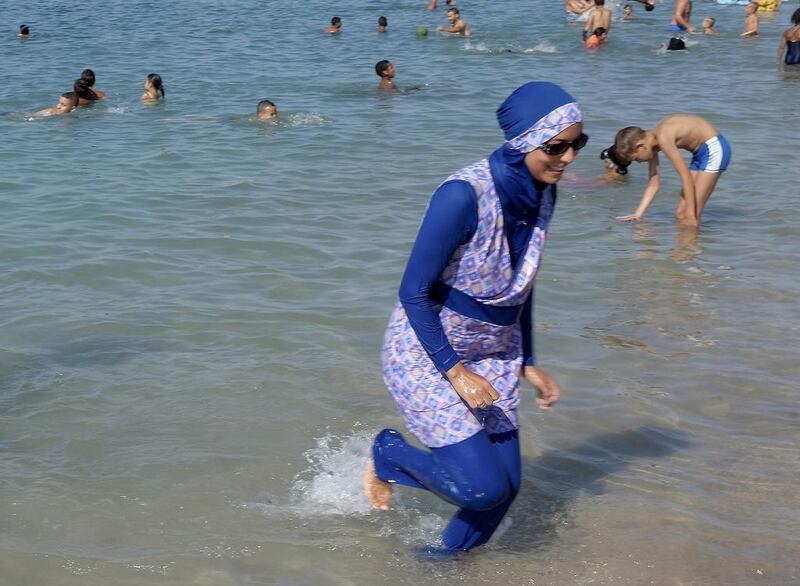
left=1, top=0, right=799, bottom=584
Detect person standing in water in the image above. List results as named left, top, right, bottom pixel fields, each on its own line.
left=364, top=81, right=586, bottom=551
left=669, top=0, right=696, bottom=32
left=437, top=7, right=471, bottom=36
left=141, top=73, right=165, bottom=101
left=741, top=3, right=759, bottom=37
left=777, top=8, right=800, bottom=65
left=583, top=0, right=612, bottom=41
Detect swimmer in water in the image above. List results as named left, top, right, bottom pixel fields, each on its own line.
left=669, top=0, right=696, bottom=33
left=375, top=60, right=397, bottom=91
left=19, top=24, right=30, bottom=38
left=584, top=0, right=612, bottom=41
left=365, top=82, right=579, bottom=551
left=325, top=16, right=342, bottom=34
left=437, top=7, right=471, bottom=36
left=741, top=3, right=759, bottom=37
left=37, top=91, right=79, bottom=116
left=141, top=73, right=165, bottom=101
left=623, top=5, right=635, bottom=20
left=702, top=17, right=716, bottom=35
left=585, top=26, right=608, bottom=47
left=666, top=36, right=686, bottom=50
left=777, top=8, right=800, bottom=65
left=378, top=15, right=388, bottom=33
left=610, top=114, right=731, bottom=226
left=73, top=78, right=100, bottom=106
left=256, top=99, right=277, bottom=120
left=80, top=69, right=106, bottom=100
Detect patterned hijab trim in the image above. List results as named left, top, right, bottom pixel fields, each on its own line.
left=504, top=102, right=583, bottom=154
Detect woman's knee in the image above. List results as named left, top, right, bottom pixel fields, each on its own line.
left=457, top=476, right=512, bottom=510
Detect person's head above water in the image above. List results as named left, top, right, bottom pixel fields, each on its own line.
left=55, top=91, right=79, bottom=114
left=256, top=99, right=277, bottom=120
left=645, top=0, right=655, bottom=11
left=666, top=36, right=686, bottom=50
left=612, top=126, right=658, bottom=164
left=600, top=145, right=630, bottom=174
left=73, top=78, right=98, bottom=101
left=331, top=16, right=341, bottom=27
left=375, top=60, right=394, bottom=78
left=144, top=73, right=165, bottom=98
left=593, top=27, right=607, bottom=37
left=447, top=7, right=460, bottom=21
left=378, top=15, right=388, bottom=30
left=19, top=24, right=30, bottom=36
left=81, top=69, right=96, bottom=87
left=492, top=81, right=586, bottom=188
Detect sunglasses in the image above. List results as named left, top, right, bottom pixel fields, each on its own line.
left=539, top=133, right=589, bottom=156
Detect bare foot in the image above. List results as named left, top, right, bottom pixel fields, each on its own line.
left=363, top=459, right=392, bottom=511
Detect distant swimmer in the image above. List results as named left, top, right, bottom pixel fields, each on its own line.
left=378, top=15, right=388, bottom=33
left=666, top=36, right=686, bottom=50
left=623, top=5, right=635, bottom=20
left=585, top=26, right=608, bottom=47
left=80, top=69, right=106, bottom=100
left=19, top=24, right=30, bottom=38
left=73, top=78, right=100, bottom=106
left=37, top=91, right=78, bottom=116
left=610, top=114, right=731, bottom=226
left=702, top=17, right=716, bottom=35
left=375, top=60, right=397, bottom=91
left=256, top=99, right=277, bottom=120
left=141, top=73, right=165, bottom=101
left=325, top=16, right=342, bottom=34
left=777, top=8, right=800, bottom=65
left=669, top=0, right=696, bottom=33
left=428, top=0, right=456, bottom=11
left=437, top=7, right=471, bottom=36
left=583, top=0, right=612, bottom=41
left=565, top=0, right=594, bottom=21
left=741, top=3, right=759, bottom=37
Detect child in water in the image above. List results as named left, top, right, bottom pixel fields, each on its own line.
left=742, top=3, right=759, bottom=37
left=585, top=27, right=608, bottom=47
left=325, top=17, right=342, bottom=34
left=73, top=78, right=100, bottom=106
left=377, top=16, right=388, bottom=33
left=610, top=114, right=731, bottom=226
left=141, top=73, right=165, bottom=101
left=702, top=17, right=716, bottom=35
left=623, top=5, right=635, bottom=20
left=375, top=60, right=397, bottom=90
left=256, top=99, right=277, bottom=120
left=37, top=92, right=79, bottom=116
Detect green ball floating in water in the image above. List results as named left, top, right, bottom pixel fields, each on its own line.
left=416, top=26, right=428, bottom=37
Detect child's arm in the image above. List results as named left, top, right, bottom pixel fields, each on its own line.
left=660, top=140, right=699, bottom=225
left=616, top=154, right=661, bottom=221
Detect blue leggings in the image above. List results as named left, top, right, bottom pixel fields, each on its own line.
left=372, top=427, right=521, bottom=550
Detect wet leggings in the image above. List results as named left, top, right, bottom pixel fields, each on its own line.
left=372, top=427, right=521, bottom=551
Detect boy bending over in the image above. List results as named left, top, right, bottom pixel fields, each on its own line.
left=612, top=114, right=731, bottom=226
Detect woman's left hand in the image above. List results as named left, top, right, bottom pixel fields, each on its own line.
left=522, top=365, right=561, bottom=410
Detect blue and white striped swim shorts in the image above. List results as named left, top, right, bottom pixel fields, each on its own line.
left=689, top=134, right=732, bottom=173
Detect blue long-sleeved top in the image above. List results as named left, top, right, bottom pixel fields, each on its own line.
left=398, top=179, right=537, bottom=373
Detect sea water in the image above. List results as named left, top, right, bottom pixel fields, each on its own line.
left=1, top=0, right=799, bottom=584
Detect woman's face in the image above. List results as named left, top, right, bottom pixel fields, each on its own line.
left=524, top=123, right=583, bottom=184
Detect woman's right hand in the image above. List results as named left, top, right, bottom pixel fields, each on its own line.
left=446, top=362, right=500, bottom=409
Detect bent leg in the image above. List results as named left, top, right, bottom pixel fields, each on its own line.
left=372, top=428, right=512, bottom=510
left=441, top=430, right=521, bottom=550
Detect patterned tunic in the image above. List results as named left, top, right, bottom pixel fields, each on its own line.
left=381, top=159, right=553, bottom=447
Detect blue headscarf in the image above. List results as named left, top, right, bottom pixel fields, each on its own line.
left=488, top=82, right=582, bottom=223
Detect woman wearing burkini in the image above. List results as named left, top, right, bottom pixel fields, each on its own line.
left=364, top=81, right=586, bottom=551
